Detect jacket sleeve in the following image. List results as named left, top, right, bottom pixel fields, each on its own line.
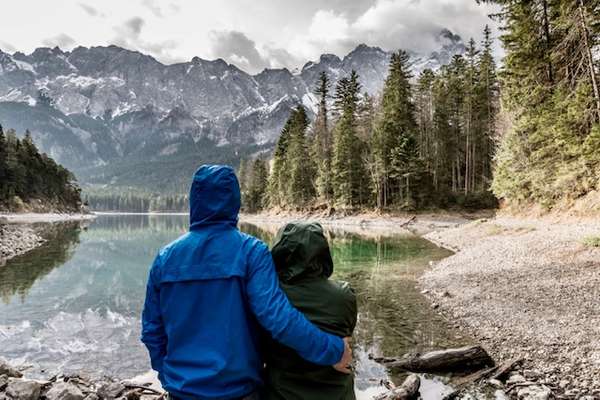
left=141, top=253, right=167, bottom=379
left=245, top=241, right=344, bottom=366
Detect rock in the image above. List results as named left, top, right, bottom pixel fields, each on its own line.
left=83, top=395, right=99, bottom=400
left=0, top=361, right=23, bottom=378
left=516, top=384, right=551, bottom=400
left=5, top=379, right=42, bottom=400
left=45, top=381, right=85, bottom=400
left=96, top=382, right=125, bottom=399
left=487, top=378, right=503, bottom=388
left=0, top=375, right=8, bottom=391
left=507, top=373, right=527, bottom=384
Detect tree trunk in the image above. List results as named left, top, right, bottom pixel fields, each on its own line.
left=374, top=375, right=420, bottom=400
left=375, top=345, right=494, bottom=372
left=578, top=0, right=600, bottom=122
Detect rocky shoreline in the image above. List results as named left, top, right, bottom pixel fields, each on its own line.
left=0, top=359, right=162, bottom=400
left=420, top=215, right=600, bottom=398
left=0, top=213, right=95, bottom=265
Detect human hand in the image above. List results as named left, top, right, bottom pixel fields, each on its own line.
left=332, top=337, right=353, bottom=374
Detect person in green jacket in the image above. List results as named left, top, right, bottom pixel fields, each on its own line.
left=264, top=222, right=358, bottom=400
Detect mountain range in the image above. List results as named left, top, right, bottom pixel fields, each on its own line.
left=0, top=29, right=465, bottom=193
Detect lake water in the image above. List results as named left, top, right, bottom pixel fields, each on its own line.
left=0, top=214, right=467, bottom=399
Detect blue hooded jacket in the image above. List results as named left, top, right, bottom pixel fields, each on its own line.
left=141, top=165, right=344, bottom=400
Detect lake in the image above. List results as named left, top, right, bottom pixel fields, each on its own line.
left=0, top=214, right=466, bottom=399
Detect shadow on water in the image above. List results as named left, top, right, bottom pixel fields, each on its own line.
left=0, top=216, right=474, bottom=399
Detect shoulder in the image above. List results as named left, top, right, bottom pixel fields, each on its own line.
left=329, top=280, right=357, bottom=303
left=238, top=231, right=270, bottom=256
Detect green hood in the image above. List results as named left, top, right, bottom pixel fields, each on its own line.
left=271, top=222, right=333, bottom=283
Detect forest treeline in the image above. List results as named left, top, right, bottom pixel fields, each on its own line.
left=480, top=0, right=600, bottom=209
left=239, top=26, right=499, bottom=212
left=0, top=125, right=81, bottom=212
left=84, top=191, right=188, bottom=213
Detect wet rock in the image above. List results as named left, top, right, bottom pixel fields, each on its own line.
left=96, top=382, right=125, bottom=399
left=0, top=361, right=22, bottom=378
left=45, top=381, right=85, bottom=400
left=5, top=379, right=42, bottom=400
left=516, top=384, right=551, bottom=400
left=83, top=395, right=99, bottom=400
left=0, top=375, right=8, bottom=391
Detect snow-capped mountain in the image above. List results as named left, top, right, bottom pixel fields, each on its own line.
left=0, top=30, right=465, bottom=191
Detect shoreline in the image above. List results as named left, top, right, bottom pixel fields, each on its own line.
left=240, top=209, right=493, bottom=237
left=420, top=214, right=600, bottom=396
left=0, top=212, right=96, bottom=265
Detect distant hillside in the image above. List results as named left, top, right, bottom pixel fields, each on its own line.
left=0, top=124, right=81, bottom=212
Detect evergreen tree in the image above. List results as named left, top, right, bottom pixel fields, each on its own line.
left=287, top=105, right=316, bottom=207
left=246, top=158, right=269, bottom=212
left=331, top=71, right=369, bottom=207
left=371, top=51, right=421, bottom=208
left=268, top=116, right=293, bottom=207
left=311, top=72, right=334, bottom=202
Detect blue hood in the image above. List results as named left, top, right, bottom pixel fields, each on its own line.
left=189, top=165, right=240, bottom=229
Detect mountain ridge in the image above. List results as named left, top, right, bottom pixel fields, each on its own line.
left=0, top=30, right=466, bottom=192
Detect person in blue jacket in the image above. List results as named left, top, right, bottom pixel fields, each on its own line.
left=141, top=165, right=352, bottom=400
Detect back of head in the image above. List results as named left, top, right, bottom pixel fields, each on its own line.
left=189, top=165, right=241, bottom=229
left=271, top=222, right=333, bottom=283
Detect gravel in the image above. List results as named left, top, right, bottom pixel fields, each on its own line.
left=420, top=215, right=600, bottom=396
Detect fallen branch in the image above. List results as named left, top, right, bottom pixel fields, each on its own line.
left=123, top=384, right=164, bottom=396
left=374, top=374, right=420, bottom=400
left=377, top=345, right=494, bottom=373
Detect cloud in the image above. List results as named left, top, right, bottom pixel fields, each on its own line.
left=0, top=41, right=17, bottom=53
left=289, top=0, right=499, bottom=62
left=78, top=3, right=102, bottom=17
left=42, top=33, right=76, bottom=49
left=209, top=30, right=269, bottom=73
left=142, top=0, right=163, bottom=18
left=209, top=30, right=303, bottom=73
left=112, top=17, right=181, bottom=64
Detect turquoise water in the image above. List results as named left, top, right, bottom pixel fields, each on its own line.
left=0, top=215, right=465, bottom=398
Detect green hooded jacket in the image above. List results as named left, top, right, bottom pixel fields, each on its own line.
left=264, top=222, right=357, bottom=400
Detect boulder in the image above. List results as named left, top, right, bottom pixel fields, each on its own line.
left=96, top=382, right=125, bottom=399
left=0, top=361, right=22, bottom=378
left=5, top=379, right=42, bottom=400
left=516, top=384, right=551, bottom=400
left=45, top=381, right=85, bottom=400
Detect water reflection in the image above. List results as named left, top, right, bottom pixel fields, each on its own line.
left=0, top=222, right=81, bottom=304
left=0, top=216, right=464, bottom=399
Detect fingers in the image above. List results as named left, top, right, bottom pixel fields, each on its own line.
left=333, top=364, right=352, bottom=375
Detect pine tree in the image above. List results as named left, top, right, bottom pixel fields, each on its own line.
left=268, top=116, right=293, bottom=207
left=287, top=105, right=316, bottom=207
left=246, top=158, right=269, bottom=212
left=0, top=124, right=7, bottom=200
left=371, top=51, right=421, bottom=208
left=311, top=72, right=334, bottom=202
left=331, top=71, right=370, bottom=207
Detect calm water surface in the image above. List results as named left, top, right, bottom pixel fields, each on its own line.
left=0, top=215, right=467, bottom=399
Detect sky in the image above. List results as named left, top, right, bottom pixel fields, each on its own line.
left=0, top=0, right=500, bottom=74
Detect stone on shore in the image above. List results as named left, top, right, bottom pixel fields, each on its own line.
left=5, top=378, right=42, bottom=400
left=45, top=381, right=85, bottom=400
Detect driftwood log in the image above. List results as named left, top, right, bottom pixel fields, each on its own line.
left=374, top=345, right=494, bottom=373
left=374, top=374, right=420, bottom=400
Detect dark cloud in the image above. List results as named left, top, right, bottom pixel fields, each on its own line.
left=124, top=17, right=145, bottom=37
left=78, top=3, right=101, bottom=17
left=42, top=34, right=76, bottom=49
left=209, top=30, right=269, bottom=74
left=112, top=17, right=180, bottom=64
